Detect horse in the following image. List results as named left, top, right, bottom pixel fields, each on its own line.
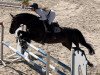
left=9, top=13, right=95, bottom=67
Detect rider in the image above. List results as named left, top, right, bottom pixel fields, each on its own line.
left=30, top=3, right=56, bottom=32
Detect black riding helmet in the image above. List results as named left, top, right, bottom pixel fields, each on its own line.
left=30, top=3, right=38, bottom=9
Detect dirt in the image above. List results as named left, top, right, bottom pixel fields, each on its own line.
left=0, top=0, right=100, bottom=75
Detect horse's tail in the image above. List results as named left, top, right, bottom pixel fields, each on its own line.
left=77, top=29, right=95, bottom=55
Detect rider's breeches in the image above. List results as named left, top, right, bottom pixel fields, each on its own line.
left=47, top=10, right=55, bottom=25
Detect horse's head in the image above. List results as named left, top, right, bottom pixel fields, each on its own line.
left=9, top=13, right=40, bottom=34
left=9, top=16, right=21, bottom=34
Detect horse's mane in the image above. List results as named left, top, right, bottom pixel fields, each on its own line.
left=15, top=13, right=38, bottom=18
left=13, top=13, right=39, bottom=22
left=11, top=13, right=41, bottom=27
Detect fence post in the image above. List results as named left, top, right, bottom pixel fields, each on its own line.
left=0, top=22, right=4, bottom=61
left=46, top=52, right=50, bottom=75
left=0, top=22, right=6, bottom=66
left=71, top=43, right=76, bottom=75
left=71, top=43, right=87, bottom=75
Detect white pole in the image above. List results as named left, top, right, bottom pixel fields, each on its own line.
left=46, top=52, right=50, bottom=75
left=71, top=43, right=76, bottom=75
left=71, top=43, right=87, bottom=75
left=0, top=22, right=6, bottom=66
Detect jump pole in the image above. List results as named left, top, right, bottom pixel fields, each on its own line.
left=2, top=41, right=52, bottom=75
left=27, top=42, right=71, bottom=71
left=17, top=41, right=66, bottom=75
left=2, top=41, right=88, bottom=75
left=46, top=52, right=50, bottom=75
left=0, top=22, right=6, bottom=66
left=27, top=42, right=88, bottom=75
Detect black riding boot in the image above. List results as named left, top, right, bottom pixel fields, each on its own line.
left=49, top=25, right=57, bottom=39
left=48, top=25, right=54, bottom=33
left=40, top=20, right=49, bottom=44
left=43, top=20, right=54, bottom=33
left=41, top=21, right=54, bottom=44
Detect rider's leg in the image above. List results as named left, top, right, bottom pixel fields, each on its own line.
left=47, top=10, right=55, bottom=25
left=43, top=20, right=48, bottom=32
left=47, top=10, right=56, bottom=33
left=43, top=20, right=53, bottom=33
left=40, top=20, right=49, bottom=44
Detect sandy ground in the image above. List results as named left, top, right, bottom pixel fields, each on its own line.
left=0, top=0, right=100, bottom=75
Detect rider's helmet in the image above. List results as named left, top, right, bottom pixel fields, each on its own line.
left=30, top=3, right=38, bottom=9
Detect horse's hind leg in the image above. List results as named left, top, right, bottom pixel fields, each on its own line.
left=87, top=60, right=93, bottom=67
left=62, top=42, right=93, bottom=67
left=62, top=42, right=72, bottom=50
left=62, top=41, right=80, bottom=50
left=80, top=50, right=93, bottom=67
left=73, top=42, right=82, bottom=54
left=78, top=31, right=95, bottom=55
left=73, top=41, right=80, bottom=49
left=80, top=40, right=95, bottom=55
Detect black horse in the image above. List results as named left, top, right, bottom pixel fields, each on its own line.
left=9, top=13, right=95, bottom=66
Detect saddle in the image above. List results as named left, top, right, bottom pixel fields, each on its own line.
left=43, top=21, right=61, bottom=33
left=41, top=22, right=61, bottom=44
left=51, top=22, right=61, bottom=33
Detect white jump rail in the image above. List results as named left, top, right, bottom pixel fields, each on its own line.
left=3, top=41, right=67, bottom=75
left=2, top=41, right=52, bottom=75
left=27, top=42, right=71, bottom=71
left=20, top=41, right=88, bottom=75
left=1, top=41, right=88, bottom=75
left=16, top=40, right=66, bottom=75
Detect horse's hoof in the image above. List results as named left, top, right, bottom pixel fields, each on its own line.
left=81, top=50, right=85, bottom=56
left=89, top=50, right=95, bottom=55
left=89, top=51, right=95, bottom=55
left=88, top=61, right=94, bottom=67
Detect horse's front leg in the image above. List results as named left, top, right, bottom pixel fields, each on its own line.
left=18, top=37, right=28, bottom=54
left=17, top=31, right=31, bottom=54
left=21, top=39, right=28, bottom=54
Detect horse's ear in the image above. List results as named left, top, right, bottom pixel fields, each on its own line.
left=10, top=13, right=14, bottom=18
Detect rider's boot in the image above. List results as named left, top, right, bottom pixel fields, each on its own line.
left=40, top=20, right=49, bottom=44
left=48, top=24, right=54, bottom=33
left=43, top=20, right=54, bottom=33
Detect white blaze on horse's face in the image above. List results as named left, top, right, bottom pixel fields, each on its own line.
left=15, top=27, right=23, bottom=37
